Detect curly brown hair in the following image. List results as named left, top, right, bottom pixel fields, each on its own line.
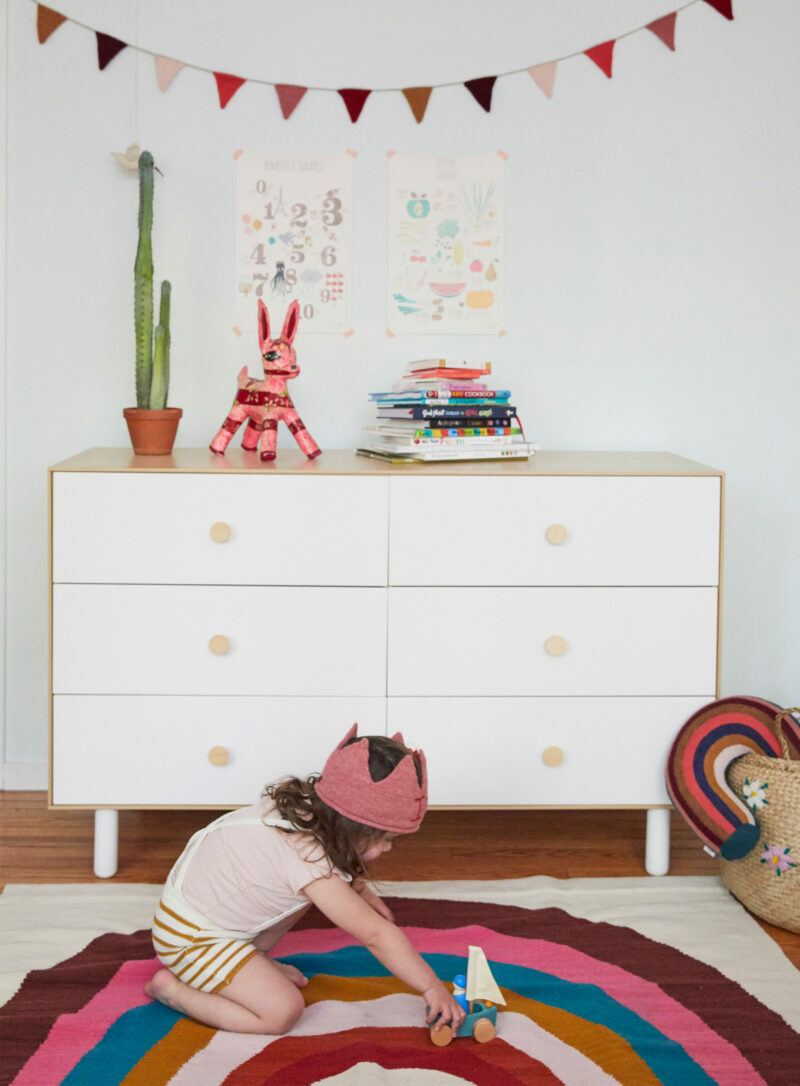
left=263, top=735, right=423, bottom=882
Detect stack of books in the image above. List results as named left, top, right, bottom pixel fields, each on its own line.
left=357, top=358, right=535, bottom=463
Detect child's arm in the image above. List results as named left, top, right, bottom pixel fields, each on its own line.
left=353, top=879, right=394, bottom=922
left=303, top=875, right=465, bottom=1030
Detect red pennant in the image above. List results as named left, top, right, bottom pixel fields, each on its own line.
left=465, top=76, right=497, bottom=113
left=96, top=32, right=126, bottom=70
left=275, top=84, right=308, bottom=120
left=702, top=0, right=734, bottom=19
left=584, top=40, right=615, bottom=79
left=647, top=13, right=677, bottom=51
left=338, top=88, right=371, bottom=123
left=214, top=72, right=246, bottom=109
left=37, top=5, right=67, bottom=44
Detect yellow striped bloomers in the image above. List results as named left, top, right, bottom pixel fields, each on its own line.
left=151, top=895, right=259, bottom=994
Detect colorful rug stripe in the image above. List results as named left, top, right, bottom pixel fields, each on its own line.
left=279, top=922, right=759, bottom=1085
left=60, top=1002, right=179, bottom=1085
left=226, top=1027, right=563, bottom=1086
left=119, top=1017, right=215, bottom=1085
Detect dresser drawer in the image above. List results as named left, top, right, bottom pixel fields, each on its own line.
left=388, top=696, right=709, bottom=806
left=388, top=587, right=718, bottom=696
left=389, top=476, right=720, bottom=586
left=52, top=473, right=389, bottom=586
left=52, top=696, right=387, bottom=806
left=52, top=585, right=387, bottom=695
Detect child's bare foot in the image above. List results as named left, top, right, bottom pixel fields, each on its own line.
left=145, top=967, right=188, bottom=1012
left=272, top=960, right=308, bottom=987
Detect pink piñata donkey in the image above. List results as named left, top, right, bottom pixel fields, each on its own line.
left=210, top=299, right=321, bottom=461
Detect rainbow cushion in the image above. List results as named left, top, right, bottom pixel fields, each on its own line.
left=666, top=696, right=800, bottom=860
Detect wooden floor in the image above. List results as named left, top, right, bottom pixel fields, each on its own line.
left=2, top=792, right=798, bottom=969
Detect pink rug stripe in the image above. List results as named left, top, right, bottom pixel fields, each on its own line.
left=277, top=923, right=764, bottom=1086
left=12, top=958, right=160, bottom=1085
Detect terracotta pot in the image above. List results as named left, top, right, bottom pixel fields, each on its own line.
left=123, top=407, right=183, bottom=455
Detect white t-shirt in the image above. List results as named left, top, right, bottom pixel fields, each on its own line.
left=175, top=798, right=347, bottom=932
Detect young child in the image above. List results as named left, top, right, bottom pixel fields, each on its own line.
left=145, top=724, right=466, bottom=1036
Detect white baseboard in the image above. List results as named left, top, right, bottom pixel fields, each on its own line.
left=2, top=761, right=47, bottom=790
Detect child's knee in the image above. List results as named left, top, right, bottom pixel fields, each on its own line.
left=258, top=986, right=305, bottom=1035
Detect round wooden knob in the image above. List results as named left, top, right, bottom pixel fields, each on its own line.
left=208, top=634, right=230, bottom=655
left=546, top=523, right=568, bottom=545
left=545, top=635, right=567, bottom=656
left=208, top=746, right=229, bottom=767
left=542, top=746, right=564, bottom=767
left=210, top=522, right=231, bottom=543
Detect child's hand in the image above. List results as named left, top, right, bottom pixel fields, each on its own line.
left=424, top=980, right=467, bottom=1032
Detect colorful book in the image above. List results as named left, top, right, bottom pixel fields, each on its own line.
left=408, top=367, right=491, bottom=380
left=377, top=405, right=517, bottom=419
left=392, top=380, right=490, bottom=392
left=360, top=434, right=520, bottom=449
left=407, top=359, right=492, bottom=373
left=369, top=392, right=511, bottom=403
left=356, top=445, right=532, bottom=463
left=366, top=426, right=521, bottom=438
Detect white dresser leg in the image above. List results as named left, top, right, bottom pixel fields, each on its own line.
left=94, top=809, right=119, bottom=878
left=645, top=808, right=671, bottom=876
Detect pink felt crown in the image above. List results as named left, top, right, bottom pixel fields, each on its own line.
left=315, top=724, right=428, bottom=834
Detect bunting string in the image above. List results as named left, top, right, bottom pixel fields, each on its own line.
left=34, top=0, right=735, bottom=123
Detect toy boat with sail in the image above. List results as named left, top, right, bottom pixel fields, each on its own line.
left=430, top=945, right=506, bottom=1046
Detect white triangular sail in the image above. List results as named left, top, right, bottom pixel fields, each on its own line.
left=465, top=945, right=506, bottom=1006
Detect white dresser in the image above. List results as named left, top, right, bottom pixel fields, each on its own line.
left=49, top=448, right=723, bottom=877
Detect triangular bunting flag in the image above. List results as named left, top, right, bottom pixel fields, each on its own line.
left=155, top=56, right=185, bottom=92
left=402, top=86, right=433, bottom=124
left=584, top=40, right=615, bottom=79
left=465, top=76, right=497, bottom=113
left=528, top=61, right=557, bottom=98
left=647, top=13, right=677, bottom=51
left=214, top=72, right=246, bottom=109
left=275, top=84, right=308, bottom=120
left=37, top=5, right=67, bottom=44
left=702, top=0, right=734, bottom=19
left=338, top=88, right=371, bottom=123
left=96, top=31, right=127, bottom=71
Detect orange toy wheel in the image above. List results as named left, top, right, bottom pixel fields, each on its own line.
left=430, top=1024, right=454, bottom=1047
left=473, top=1017, right=495, bottom=1043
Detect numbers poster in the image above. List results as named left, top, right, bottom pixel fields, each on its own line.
left=236, top=153, right=352, bottom=333
left=388, top=154, right=505, bottom=334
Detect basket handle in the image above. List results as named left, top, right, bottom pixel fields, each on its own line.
left=772, top=707, right=800, bottom=760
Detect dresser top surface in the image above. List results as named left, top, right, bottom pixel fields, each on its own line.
left=49, top=448, right=723, bottom=477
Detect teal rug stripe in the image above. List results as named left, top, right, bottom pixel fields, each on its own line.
left=60, top=1001, right=180, bottom=1085
left=280, top=947, right=715, bottom=1086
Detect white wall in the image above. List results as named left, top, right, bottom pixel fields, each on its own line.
left=4, top=0, right=800, bottom=779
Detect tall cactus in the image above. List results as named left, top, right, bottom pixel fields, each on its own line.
left=150, top=280, right=171, bottom=410
left=134, top=151, right=154, bottom=409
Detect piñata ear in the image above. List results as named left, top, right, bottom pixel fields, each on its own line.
left=258, top=299, right=271, bottom=352
left=282, top=299, right=300, bottom=344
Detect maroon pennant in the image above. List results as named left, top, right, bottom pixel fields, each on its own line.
left=647, top=13, right=677, bottom=51
left=584, top=40, right=615, bottom=79
left=702, top=0, right=734, bottom=19
left=338, top=88, right=371, bottom=123
left=275, top=84, right=308, bottom=120
left=465, top=76, right=497, bottom=113
left=96, top=32, right=127, bottom=70
left=214, top=72, right=246, bottom=109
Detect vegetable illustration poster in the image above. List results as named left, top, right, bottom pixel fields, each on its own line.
left=388, top=154, right=504, bottom=333
left=236, top=153, right=352, bottom=333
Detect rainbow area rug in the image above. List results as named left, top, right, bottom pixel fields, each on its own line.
left=1, top=877, right=798, bottom=1085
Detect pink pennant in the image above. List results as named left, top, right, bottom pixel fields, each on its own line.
left=214, top=72, right=246, bottom=109
left=275, top=84, right=308, bottom=120
left=584, top=40, right=615, bottom=79
left=96, top=31, right=126, bottom=71
left=155, top=55, right=185, bottom=91
left=647, top=13, right=677, bottom=51
left=702, top=0, right=734, bottom=19
left=338, top=88, right=371, bottom=123
left=528, top=61, right=557, bottom=99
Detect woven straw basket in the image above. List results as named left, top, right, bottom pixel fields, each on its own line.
left=719, top=707, right=800, bottom=932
